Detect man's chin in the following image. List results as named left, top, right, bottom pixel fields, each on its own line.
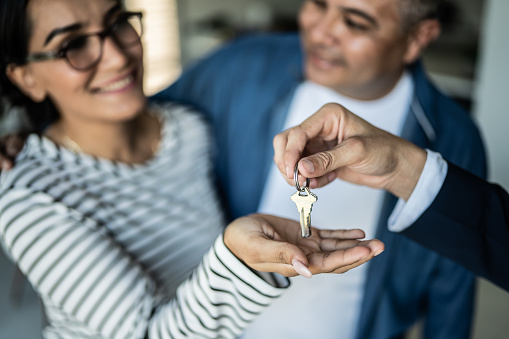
left=305, top=66, right=344, bottom=88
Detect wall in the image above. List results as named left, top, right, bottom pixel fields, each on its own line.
left=474, top=0, right=509, bottom=189
left=176, top=0, right=302, bottom=64
left=470, top=2, right=509, bottom=331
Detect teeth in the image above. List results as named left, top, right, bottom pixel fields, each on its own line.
left=98, top=75, right=133, bottom=92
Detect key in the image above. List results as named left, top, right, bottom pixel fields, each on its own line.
left=291, top=163, right=318, bottom=238
left=291, top=187, right=318, bottom=238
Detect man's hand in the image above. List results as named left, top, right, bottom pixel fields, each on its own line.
left=0, top=134, right=24, bottom=171
left=273, top=103, right=427, bottom=201
left=224, top=213, right=384, bottom=278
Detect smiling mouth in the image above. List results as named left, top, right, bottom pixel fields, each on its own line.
left=96, top=74, right=135, bottom=93
left=308, top=51, right=346, bottom=69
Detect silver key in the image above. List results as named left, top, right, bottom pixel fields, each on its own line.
left=291, top=187, right=318, bottom=238
left=291, top=164, right=318, bottom=238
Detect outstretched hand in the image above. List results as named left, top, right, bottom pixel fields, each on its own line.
left=273, top=103, right=427, bottom=200
left=224, top=213, right=384, bottom=278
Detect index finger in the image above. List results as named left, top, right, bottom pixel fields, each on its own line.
left=282, top=104, right=348, bottom=178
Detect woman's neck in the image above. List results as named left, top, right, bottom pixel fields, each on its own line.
left=45, top=111, right=161, bottom=164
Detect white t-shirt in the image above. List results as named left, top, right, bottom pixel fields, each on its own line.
left=242, top=72, right=414, bottom=339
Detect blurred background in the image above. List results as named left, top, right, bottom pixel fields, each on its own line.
left=1, top=0, right=508, bottom=337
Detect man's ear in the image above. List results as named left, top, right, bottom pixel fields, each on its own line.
left=403, top=19, right=441, bottom=64
left=5, top=64, right=47, bottom=102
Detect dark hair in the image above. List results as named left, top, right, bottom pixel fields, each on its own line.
left=399, top=0, right=443, bottom=32
left=0, top=0, right=59, bottom=133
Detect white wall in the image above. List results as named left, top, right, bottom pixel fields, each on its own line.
left=474, top=0, right=509, bottom=189
left=470, top=2, right=509, bottom=336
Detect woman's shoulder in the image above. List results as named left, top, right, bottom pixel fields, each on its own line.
left=0, top=134, right=62, bottom=191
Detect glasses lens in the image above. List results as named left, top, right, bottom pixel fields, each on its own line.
left=66, top=35, right=102, bottom=70
left=113, top=13, right=142, bottom=47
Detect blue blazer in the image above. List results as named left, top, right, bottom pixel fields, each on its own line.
left=153, top=33, right=487, bottom=339
left=403, top=162, right=509, bottom=291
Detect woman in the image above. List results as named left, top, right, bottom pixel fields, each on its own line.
left=0, top=0, right=383, bottom=337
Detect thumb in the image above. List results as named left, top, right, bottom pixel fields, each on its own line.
left=253, top=238, right=312, bottom=278
left=298, top=137, right=365, bottom=178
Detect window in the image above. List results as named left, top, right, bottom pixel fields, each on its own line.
left=125, top=0, right=181, bottom=95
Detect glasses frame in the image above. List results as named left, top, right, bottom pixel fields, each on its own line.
left=25, top=11, right=143, bottom=71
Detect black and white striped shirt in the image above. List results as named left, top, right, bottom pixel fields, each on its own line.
left=0, top=104, right=285, bottom=338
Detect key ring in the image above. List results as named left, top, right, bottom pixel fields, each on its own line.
left=294, top=163, right=310, bottom=192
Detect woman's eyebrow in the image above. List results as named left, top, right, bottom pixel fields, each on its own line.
left=103, top=4, right=122, bottom=25
left=44, top=23, right=82, bottom=46
left=43, top=4, right=122, bottom=47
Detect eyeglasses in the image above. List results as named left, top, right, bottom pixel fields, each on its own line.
left=25, top=11, right=143, bottom=71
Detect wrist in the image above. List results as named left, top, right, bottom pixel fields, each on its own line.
left=386, top=142, right=427, bottom=200
left=223, top=221, right=248, bottom=266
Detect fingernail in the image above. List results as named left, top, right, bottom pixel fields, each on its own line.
left=292, top=259, right=312, bottom=278
left=328, top=172, right=337, bottom=182
left=301, top=159, right=315, bottom=174
left=374, top=249, right=384, bottom=256
left=309, top=178, right=317, bottom=189
left=286, top=166, right=291, bottom=178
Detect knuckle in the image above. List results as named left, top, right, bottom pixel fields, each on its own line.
left=276, top=249, right=287, bottom=265
left=315, top=151, right=334, bottom=171
left=347, top=137, right=367, bottom=157
left=273, top=133, right=283, bottom=147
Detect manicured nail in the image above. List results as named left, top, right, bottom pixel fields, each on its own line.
left=374, top=249, right=384, bottom=256
left=301, top=159, right=315, bottom=174
left=286, top=166, right=291, bottom=178
left=292, top=259, right=312, bottom=278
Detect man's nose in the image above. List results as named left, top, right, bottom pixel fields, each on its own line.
left=309, top=11, right=340, bottom=46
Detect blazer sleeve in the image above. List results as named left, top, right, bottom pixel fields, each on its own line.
left=402, top=161, right=509, bottom=291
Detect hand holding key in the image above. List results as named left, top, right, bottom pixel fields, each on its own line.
left=273, top=103, right=426, bottom=200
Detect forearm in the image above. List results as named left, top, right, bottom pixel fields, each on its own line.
left=401, top=162, right=509, bottom=290
left=148, top=235, right=286, bottom=338
left=0, top=190, right=286, bottom=339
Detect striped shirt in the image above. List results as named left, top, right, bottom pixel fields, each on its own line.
left=0, top=104, right=286, bottom=338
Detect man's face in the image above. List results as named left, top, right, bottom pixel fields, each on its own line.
left=299, top=0, right=412, bottom=100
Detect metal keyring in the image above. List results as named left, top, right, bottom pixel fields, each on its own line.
left=294, top=163, right=310, bottom=192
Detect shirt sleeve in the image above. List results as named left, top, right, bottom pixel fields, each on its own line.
left=388, top=149, right=448, bottom=232
left=0, top=188, right=287, bottom=339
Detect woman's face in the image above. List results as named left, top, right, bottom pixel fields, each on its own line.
left=24, top=0, right=145, bottom=124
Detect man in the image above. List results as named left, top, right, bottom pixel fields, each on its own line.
left=153, top=0, right=486, bottom=338
left=273, top=102, right=509, bottom=291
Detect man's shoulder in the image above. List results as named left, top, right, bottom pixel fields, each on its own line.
left=200, top=32, right=301, bottom=68
left=222, top=32, right=300, bottom=54
left=410, top=63, right=486, bottom=176
left=410, top=62, right=480, bottom=132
